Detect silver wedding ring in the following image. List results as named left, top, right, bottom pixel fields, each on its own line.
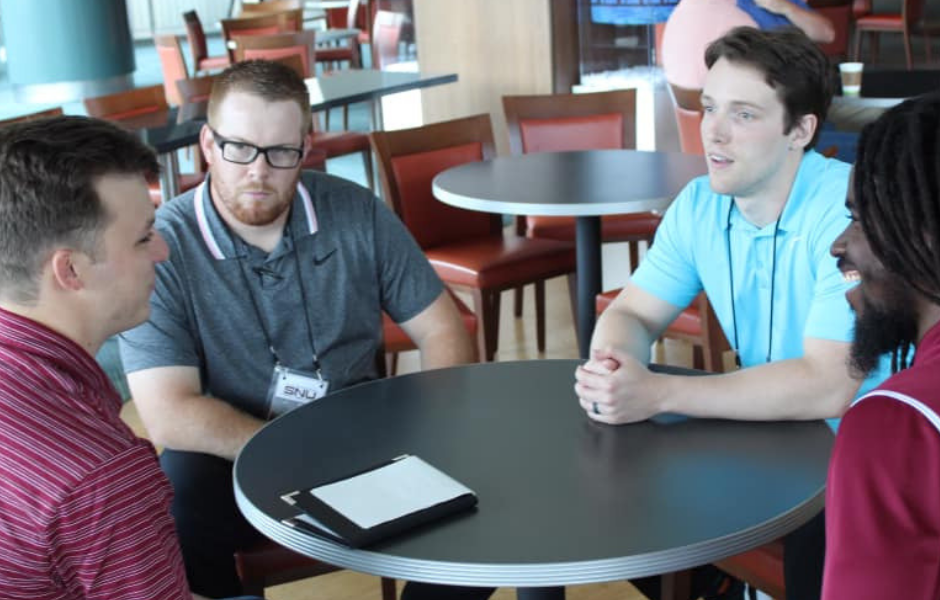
left=592, top=402, right=600, bottom=415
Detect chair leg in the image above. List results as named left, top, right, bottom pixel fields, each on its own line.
left=514, top=286, right=524, bottom=318
left=870, top=32, right=880, bottom=64
left=343, top=105, right=350, bottom=130
left=471, top=288, right=500, bottom=361
left=691, top=344, right=705, bottom=371
left=535, top=280, right=546, bottom=353
left=386, top=352, right=399, bottom=376
left=853, top=28, right=863, bottom=61
left=904, top=30, right=913, bottom=69
left=361, top=148, right=375, bottom=192
left=628, top=240, right=641, bottom=274
left=381, top=576, right=397, bottom=600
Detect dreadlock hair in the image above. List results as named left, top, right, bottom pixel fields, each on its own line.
left=854, top=91, right=940, bottom=371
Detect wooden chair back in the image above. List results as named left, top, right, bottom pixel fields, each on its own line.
left=176, top=74, right=218, bottom=105
left=502, top=89, right=637, bottom=157
left=232, top=29, right=317, bottom=77
left=238, top=0, right=304, bottom=15
left=83, top=85, right=168, bottom=122
left=221, top=9, right=303, bottom=61
left=154, top=34, right=189, bottom=106
left=370, top=114, right=502, bottom=249
left=182, top=10, right=210, bottom=67
left=371, top=10, right=405, bottom=70
left=667, top=82, right=705, bottom=156
left=0, top=107, right=64, bottom=127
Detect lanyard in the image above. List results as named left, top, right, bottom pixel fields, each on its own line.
left=726, top=198, right=781, bottom=368
left=236, top=230, right=323, bottom=377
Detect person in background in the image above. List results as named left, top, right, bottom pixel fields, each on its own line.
left=119, top=59, right=484, bottom=599
left=662, top=0, right=834, bottom=90
left=576, top=27, right=888, bottom=600
left=0, top=116, right=260, bottom=600
left=824, top=92, right=940, bottom=600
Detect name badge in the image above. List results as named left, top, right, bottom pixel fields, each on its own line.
left=267, top=364, right=330, bottom=419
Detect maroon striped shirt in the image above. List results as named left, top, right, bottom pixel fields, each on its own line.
left=0, top=307, right=191, bottom=599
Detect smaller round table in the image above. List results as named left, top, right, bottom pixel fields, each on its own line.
left=235, top=360, right=832, bottom=599
left=432, top=149, right=707, bottom=357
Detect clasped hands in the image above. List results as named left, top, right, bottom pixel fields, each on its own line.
left=574, top=347, right=666, bottom=424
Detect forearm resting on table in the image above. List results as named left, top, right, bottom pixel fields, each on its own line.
left=658, top=349, right=859, bottom=420
left=127, top=367, right=264, bottom=462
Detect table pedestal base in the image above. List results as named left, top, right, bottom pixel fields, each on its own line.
left=517, top=586, right=565, bottom=600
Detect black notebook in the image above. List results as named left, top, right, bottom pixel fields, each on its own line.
left=281, top=454, right=478, bottom=548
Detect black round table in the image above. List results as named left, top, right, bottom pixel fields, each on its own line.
left=234, top=360, right=832, bottom=598
left=431, top=150, right=707, bottom=358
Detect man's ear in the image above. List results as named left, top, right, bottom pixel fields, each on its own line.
left=199, top=124, right=215, bottom=167
left=789, top=113, right=817, bottom=151
left=49, top=249, right=85, bottom=292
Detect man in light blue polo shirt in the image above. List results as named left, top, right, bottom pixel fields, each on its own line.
left=575, top=26, right=888, bottom=600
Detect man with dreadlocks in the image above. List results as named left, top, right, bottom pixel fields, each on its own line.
left=823, top=92, right=940, bottom=599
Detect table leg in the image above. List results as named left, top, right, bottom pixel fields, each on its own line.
left=516, top=586, right=565, bottom=600
left=660, top=569, right=693, bottom=600
left=157, top=151, right=180, bottom=201
left=575, top=215, right=602, bottom=359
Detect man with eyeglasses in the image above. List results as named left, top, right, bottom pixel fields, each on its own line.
left=119, top=60, right=476, bottom=598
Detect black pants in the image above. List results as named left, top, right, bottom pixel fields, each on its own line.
left=630, top=510, right=826, bottom=600
left=161, top=449, right=496, bottom=599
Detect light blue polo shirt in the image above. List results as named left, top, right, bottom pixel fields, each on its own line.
left=633, top=150, right=889, bottom=407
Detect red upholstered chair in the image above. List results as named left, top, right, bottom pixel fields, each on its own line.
left=154, top=34, right=189, bottom=106
left=852, top=0, right=927, bottom=69
left=83, top=85, right=203, bottom=206
left=238, top=0, right=305, bottom=14
left=383, top=289, right=478, bottom=376
left=176, top=74, right=217, bottom=105
left=809, top=0, right=852, bottom=60
left=371, top=114, right=577, bottom=361
left=667, top=82, right=705, bottom=157
left=232, top=30, right=318, bottom=77
left=502, top=90, right=663, bottom=323
left=714, top=540, right=786, bottom=600
left=183, top=10, right=230, bottom=76
left=502, top=90, right=660, bottom=270
left=0, top=107, right=63, bottom=126
left=235, top=538, right=397, bottom=599
left=371, top=10, right=405, bottom=70
left=220, top=9, right=303, bottom=62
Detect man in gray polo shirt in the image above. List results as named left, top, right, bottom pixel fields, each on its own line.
left=120, top=60, right=476, bottom=598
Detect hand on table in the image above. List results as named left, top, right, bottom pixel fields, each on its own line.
left=574, top=347, right=664, bottom=424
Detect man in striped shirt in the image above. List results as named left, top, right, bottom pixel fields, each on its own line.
left=0, top=116, right=253, bottom=599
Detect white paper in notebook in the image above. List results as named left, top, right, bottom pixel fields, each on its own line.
left=309, top=455, right=473, bottom=529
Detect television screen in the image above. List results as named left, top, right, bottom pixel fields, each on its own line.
left=591, top=0, right=680, bottom=25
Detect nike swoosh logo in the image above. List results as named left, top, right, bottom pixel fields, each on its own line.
left=313, top=249, right=336, bottom=266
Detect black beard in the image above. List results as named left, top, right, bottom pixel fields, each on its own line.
left=849, top=289, right=918, bottom=378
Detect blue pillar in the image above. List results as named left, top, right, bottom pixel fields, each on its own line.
left=1, top=0, right=135, bottom=103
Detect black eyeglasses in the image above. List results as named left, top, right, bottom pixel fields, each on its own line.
left=209, top=127, right=304, bottom=169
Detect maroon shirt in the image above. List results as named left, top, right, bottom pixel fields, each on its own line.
left=824, top=322, right=940, bottom=599
left=0, top=307, right=190, bottom=599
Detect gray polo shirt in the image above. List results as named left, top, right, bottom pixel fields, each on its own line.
left=119, top=171, right=443, bottom=419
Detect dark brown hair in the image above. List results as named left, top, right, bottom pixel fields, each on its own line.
left=0, top=115, right=159, bottom=303
left=207, top=59, right=312, bottom=134
left=705, top=26, right=833, bottom=149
